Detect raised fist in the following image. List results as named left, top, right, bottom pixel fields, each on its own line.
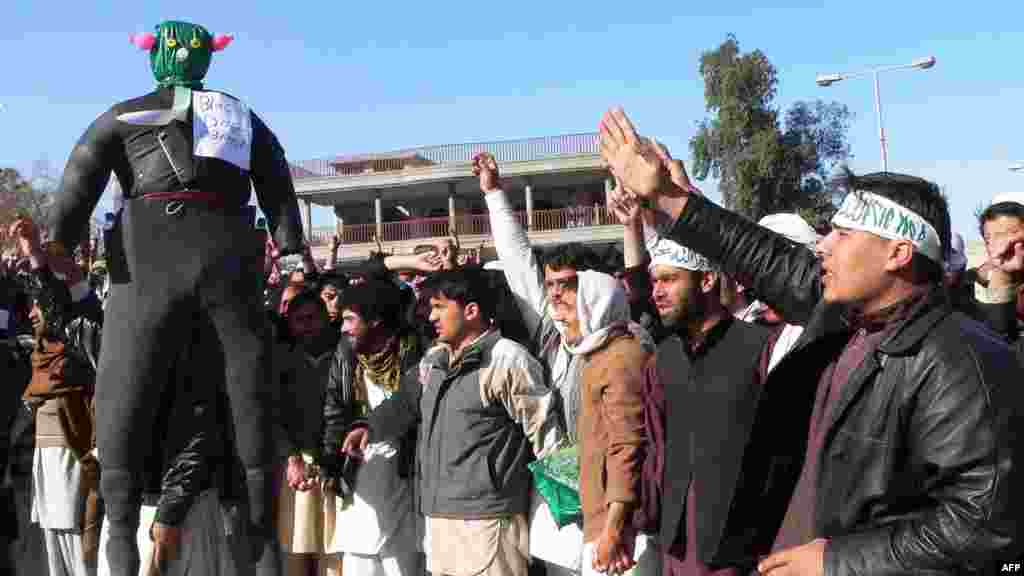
left=8, top=217, right=41, bottom=259
left=472, top=152, right=500, bottom=194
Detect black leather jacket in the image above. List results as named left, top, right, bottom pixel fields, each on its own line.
left=141, top=319, right=233, bottom=526
left=321, top=333, right=423, bottom=477
left=668, top=195, right=1023, bottom=574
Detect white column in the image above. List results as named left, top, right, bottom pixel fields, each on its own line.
left=302, top=198, right=313, bottom=242
left=374, top=193, right=383, bottom=243
left=604, top=178, right=615, bottom=226
left=448, top=183, right=457, bottom=235
left=525, top=181, right=534, bottom=230
left=333, top=205, right=345, bottom=238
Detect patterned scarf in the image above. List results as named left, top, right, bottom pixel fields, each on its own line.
left=353, top=332, right=417, bottom=410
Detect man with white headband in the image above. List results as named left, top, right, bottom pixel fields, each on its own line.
left=599, top=106, right=1023, bottom=575
left=741, top=213, right=819, bottom=373
left=608, top=191, right=775, bottom=576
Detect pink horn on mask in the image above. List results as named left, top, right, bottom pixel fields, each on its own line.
left=211, top=34, right=234, bottom=52
left=129, top=32, right=157, bottom=51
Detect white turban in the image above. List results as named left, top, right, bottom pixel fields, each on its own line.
left=758, top=213, right=819, bottom=249
left=991, top=192, right=1024, bottom=208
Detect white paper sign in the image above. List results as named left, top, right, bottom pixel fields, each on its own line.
left=192, top=91, right=252, bottom=171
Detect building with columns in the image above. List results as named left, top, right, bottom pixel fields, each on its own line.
left=290, top=133, right=625, bottom=265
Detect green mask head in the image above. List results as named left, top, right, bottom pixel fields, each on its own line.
left=134, top=21, right=226, bottom=88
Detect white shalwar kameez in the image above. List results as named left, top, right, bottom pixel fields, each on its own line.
left=97, top=490, right=232, bottom=576
left=331, top=371, right=420, bottom=576
left=32, top=445, right=93, bottom=576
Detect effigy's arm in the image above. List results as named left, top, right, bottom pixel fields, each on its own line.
left=48, top=109, right=121, bottom=253
left=250, top=112, right=304, bottom=257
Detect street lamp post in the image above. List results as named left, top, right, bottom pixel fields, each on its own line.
left=816, top=56, right=936, bottom=172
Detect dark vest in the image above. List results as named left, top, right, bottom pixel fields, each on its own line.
left=656, top=316, right=770, bottom=568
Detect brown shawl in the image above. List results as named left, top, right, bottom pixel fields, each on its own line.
left=24, top=339, right=100, bottom=562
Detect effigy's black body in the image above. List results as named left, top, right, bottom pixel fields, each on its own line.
left=48, top=86, right=303, bottom=574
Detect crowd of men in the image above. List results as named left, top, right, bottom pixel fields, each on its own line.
left=2, top=106, right=1023, bottom=576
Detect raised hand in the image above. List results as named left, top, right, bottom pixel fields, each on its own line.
left=599, top=108, right=670, bottom=200
left=8, top=217, right=42, bottom=259
left=607, top=178, right=642, bottom=226
left=651, top=140, right=700, bottom=195
left=437, top=235, right=459, bottom=269
left=413, top=250, right=445, bottom=273
left=472, top=152, right=501, bottom=194
left=987, top=234, right=1024, bottom=276
left=330, top=234, right=341, bottom=252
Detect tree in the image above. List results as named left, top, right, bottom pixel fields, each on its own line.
left=0, top=167, right=51, bottom=233
left=689, top=35, right=852, bottom=226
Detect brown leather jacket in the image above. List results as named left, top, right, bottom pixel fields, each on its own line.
left=578, top=330, right=650, bottom=543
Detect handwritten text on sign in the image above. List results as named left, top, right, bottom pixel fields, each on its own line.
left=193, top=91, right=252, bottom=171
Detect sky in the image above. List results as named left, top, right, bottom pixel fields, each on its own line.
left=2, top=1, right=1023, bottom=241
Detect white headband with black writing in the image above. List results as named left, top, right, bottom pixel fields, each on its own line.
left=831, top=191, right=942, bottom=263
left=647, top=235, right=716, bottom=272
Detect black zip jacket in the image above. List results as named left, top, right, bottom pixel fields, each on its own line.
left=46, top=86, right=303, bottom=257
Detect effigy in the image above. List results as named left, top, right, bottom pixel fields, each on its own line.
left=46, top=20, right=304, bottom=574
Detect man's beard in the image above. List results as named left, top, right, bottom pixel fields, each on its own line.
left=660, top=293, right=706, bottom=329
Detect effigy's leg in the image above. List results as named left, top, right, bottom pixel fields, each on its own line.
left=199, top=208, right=276, bottom=564
left=95, top=282, right=181, bottom=576
left=210, top=301, right=274, bottom=560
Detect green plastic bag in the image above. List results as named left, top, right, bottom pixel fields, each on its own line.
left=528, top=445, right=581, bottom=528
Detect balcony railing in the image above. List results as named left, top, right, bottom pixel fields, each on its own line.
left=292, top=133, right=599, bottom=179
left=307, top=205, right=617, bottom=246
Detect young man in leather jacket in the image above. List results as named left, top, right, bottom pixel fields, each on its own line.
left=601, top=107, right=1023, bottom=575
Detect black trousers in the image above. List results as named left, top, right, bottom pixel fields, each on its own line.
left=96, top=199, right=273, bottom=575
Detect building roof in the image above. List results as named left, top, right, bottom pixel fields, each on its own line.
left=330, top=151, right=433, bottom=166
left=289, top=164, right=318, bottom=178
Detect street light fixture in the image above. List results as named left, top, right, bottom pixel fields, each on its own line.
left=816, top=56, right=937, bottom=172
left=1010, top=163, right=1024, bottom=173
